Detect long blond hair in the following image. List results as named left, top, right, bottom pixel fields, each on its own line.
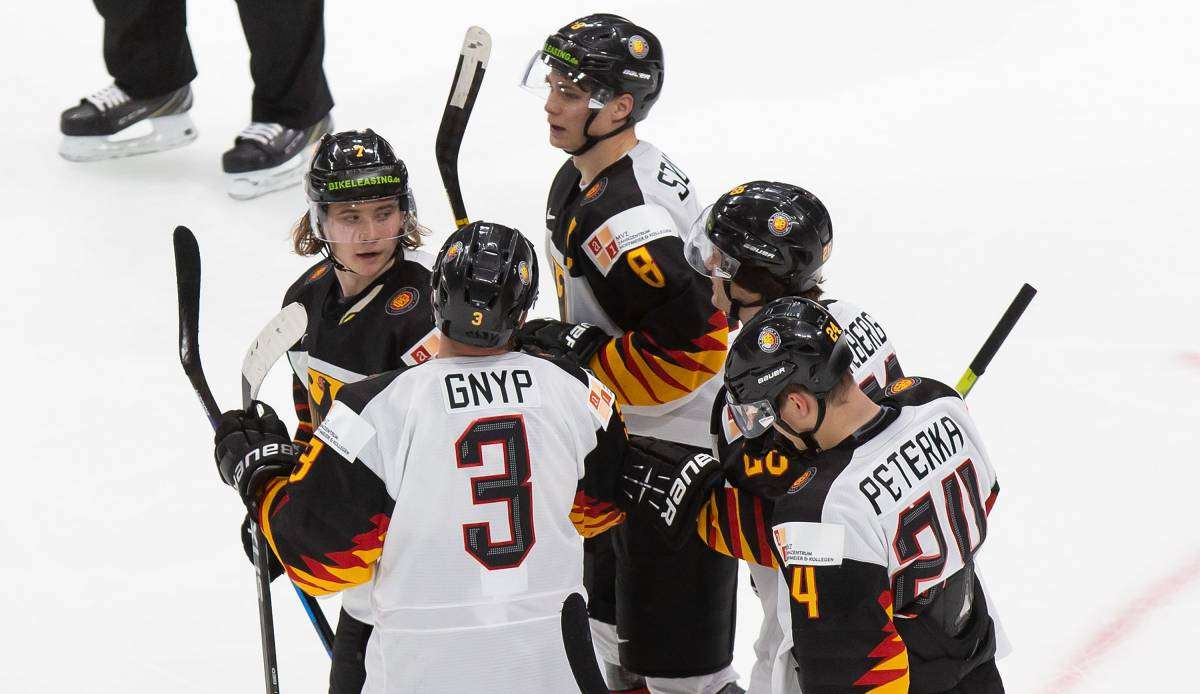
left=290, top=208, right=426, bottom=257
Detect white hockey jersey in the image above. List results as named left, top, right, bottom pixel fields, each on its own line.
left=258, top=351, right=629, bottom=694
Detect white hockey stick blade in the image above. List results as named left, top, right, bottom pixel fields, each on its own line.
left=241, top=302, right=308, bottom=408
left=448, top=26, right=492, bottom=109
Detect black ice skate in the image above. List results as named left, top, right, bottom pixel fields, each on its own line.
left=59, top=84, right=197, bottom=162
left=222, top=114, right=332, bottom=201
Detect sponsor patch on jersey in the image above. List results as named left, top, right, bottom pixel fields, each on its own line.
left=787, top=467, right=818, bottom=494
left=401, top=328, right=440, bottom=366
left=306, top=263, right=331, bottom=283
left=758, top=327, right=781, bottom=353
left=586, top=373, right=616, bottom=429
left=518, top=260, right=531, bottom=285
left=628, top=35, right=650, bottom=59
left=768, top=211, right=794, bottom=237
left=315, top=401, right=377, bottom=462
left=887, top=377, right=921, bottom=395
left=581, top=177, right=607, bottom=205
left=385, top=287, right=419, bottom=316
left=581, top=206, right=675, bottom=277
left=772, top=521, right=844, bottom=567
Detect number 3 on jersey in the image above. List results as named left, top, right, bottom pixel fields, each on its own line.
left=455, top=415, right=535, bottom=570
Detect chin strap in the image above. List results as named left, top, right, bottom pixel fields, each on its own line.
left=776, top=397, right=828, bottom=452
left=319, top=239, right=407, bottom=275
left=566, top=111, right=635, bottom=156
left=724, top=280, right=767, bottom=331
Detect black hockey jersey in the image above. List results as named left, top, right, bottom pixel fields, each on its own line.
left=771, top=377, right=1000, bottom=692
left=698, top=299, right=903, bottom=568
left=282, top=252, right=439, bottom=446
left=544, top=141, right=726, bottom=445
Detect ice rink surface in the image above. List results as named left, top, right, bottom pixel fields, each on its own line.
left=5, top=1, right=1197, bottom=691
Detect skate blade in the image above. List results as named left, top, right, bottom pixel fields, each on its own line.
left=224, top=149, right=310, bottom=201
left=59, top=113, right=198, bottom=162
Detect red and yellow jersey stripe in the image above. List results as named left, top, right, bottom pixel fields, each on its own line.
left=589, top=311, right=728, bottom=407
left=697, top=486, right=779, bottom=569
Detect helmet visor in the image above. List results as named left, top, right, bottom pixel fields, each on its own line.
left=683, top=205, right=741, bottom=279
left=520, top=50, right=614, bottom=110
left=309, top=193, right=418, bottom=244
left=726, top=392, right=777, bottom=439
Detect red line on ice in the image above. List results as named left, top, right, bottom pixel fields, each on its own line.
left=1039, top=549, right=1200, bottom=693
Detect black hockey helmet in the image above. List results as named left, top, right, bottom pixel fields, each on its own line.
left=305, top=129, right=418, bottom=245
left=432, top=221, right=539, bottom=348
left=724, top=297, right=852, bottom=447
left=521, top=14, right=664, bottom=153
left=683, top=181, right=833, bottom=295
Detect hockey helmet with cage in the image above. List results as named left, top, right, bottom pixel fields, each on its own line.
left=724, top=297, right=852, bottom=449
left=521, top=14, right=664, bottom=153
left=683, top=181, right=833, bottom=295
left=432, top=222, right=539, bottom=348
left=305, top=129, right=417, bottom=244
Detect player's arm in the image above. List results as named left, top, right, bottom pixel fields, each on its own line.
left=774, top=499, right=910, bottom=692
left=519, top=205, right=728, bottom=406
left=215, top=378, right=398, bottom=597
left=570, top=375, right=630, bottom=538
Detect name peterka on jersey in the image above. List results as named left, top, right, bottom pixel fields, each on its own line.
left=859, top=415, right=966, bottom=514
left=442, top=367, right=541, bottom=412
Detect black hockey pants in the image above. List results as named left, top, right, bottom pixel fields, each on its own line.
left=92, top=0, right=333, bottom=128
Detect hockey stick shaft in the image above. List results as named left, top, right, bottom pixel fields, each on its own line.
left=435, top=26, right=491, bottom=229
left=956, top=283, right=1037, bottom=397
left=561, top=592, right=608, bottom=694
left=240, top=303, right=336, bottom=657
left=175, top=226, right=281, bottom=694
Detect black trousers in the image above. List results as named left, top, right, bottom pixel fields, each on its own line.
left=329, top=608, right=373, bottom=694
left=92, top=0, right=333, bottom=127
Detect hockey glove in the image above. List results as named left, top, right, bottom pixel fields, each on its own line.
left=240, top=513, right=285, bottom=582
left=515, top=318, right=610, bottom=365
left=214, top=401, right=300, bottom=508
left=623, top=435, right=724, bottom=550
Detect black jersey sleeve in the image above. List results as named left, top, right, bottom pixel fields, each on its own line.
left=257, top=370, right=402, bottom=596
left=569, top=202, right=728, bottom=407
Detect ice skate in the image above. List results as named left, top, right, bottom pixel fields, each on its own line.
left=59, top=84, right=197, bottom=162
left=222, top=114, right=332, bottom=201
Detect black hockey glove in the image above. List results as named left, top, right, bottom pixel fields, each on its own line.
left=240, top=513, right=285, bottom=582
left=515, top=318, right=610, bottom=365
left=623, top=435, right=724, bottom=550
left=214, top=401, right=300, bottom=508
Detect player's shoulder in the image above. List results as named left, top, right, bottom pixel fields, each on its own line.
left=283, top=258, right=335, bottom=305
left=879, top=376, right=961, bottom=408
left=520, top=350, right=591, bottom=388
left=334, top=365, right=416, bottom=413
left=770, top=447, right=858, bottom=523
left=573, top=156, right=646, bottom=230
left=821, top=296, right=879, bottom=327
left=521, top=350, right=619, bottom=427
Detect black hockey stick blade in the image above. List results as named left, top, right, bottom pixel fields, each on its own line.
left=174, top=226, right=221, bottom=426
left=435, top=26, right=491, bottom=229
left=561, top=592, right=608, bottom=694
left=173, top=226, right=281, bottom=693
left=956, top=283, right=1037, bottom=397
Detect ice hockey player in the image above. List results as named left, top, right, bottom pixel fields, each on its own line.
left=58, top=1, right=332, bottom=199
left=725, top=297, right=1004, bottom=693
left=213, top=221, right=644, bottom=694
left=670, top=180, right=904, bottom=692
left=267, top=128, right=437, bottom=694
left=517, top=13, right=740, bottom=694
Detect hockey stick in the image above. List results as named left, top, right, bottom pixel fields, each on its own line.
left=561, top=592, right=609, bottom=694
left=174, top=225, right=281, bottom=694
left=956, top=283, right=1037, bottom=397
left=435, top=26, right=491, bottom=229
left=240, top=303, right=337, bottom=657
